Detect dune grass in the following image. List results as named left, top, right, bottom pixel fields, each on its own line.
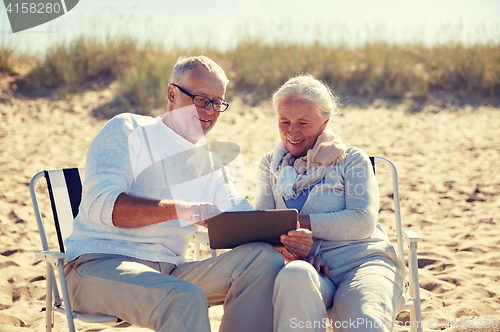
left=20, top=37, right=137, bottom=91
left=0, top=44, right=17, bottom=75
left=4, top=36, right=499, bottom=112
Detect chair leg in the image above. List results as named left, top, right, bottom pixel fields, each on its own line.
left=56, top=263, right=77, bottom=332
left=408, top=242, right=423, bottom=332
left=45, top=263, right=53, bottom=332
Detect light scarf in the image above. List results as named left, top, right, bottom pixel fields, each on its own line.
left=270, top=129, right=347, bottom=200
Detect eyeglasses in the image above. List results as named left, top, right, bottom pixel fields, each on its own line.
left=172, top=83, right=229, bottom=112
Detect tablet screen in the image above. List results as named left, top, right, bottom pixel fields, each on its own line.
left=207, top=209, right=298, bottom=249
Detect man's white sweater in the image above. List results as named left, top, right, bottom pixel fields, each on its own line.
left=65, top=113, right=250, bottom=265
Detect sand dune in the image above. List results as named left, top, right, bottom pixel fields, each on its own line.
left=0, top=77, right=499, bottom=331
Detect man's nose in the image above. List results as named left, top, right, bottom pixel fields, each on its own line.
left=202, top=102, right=215, bottom=115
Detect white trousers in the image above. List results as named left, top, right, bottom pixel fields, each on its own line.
left=273, top=259, right=406, bottom=332
left=65, top=242, right=284, bottom=332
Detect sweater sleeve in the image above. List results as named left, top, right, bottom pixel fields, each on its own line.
left=81, top=114, right=136, bottom=227
left=254, top=152, right=277, bottom=210
left=309, top=147, right=379, bottom=241
left=213, top=165, right=253, bottom=212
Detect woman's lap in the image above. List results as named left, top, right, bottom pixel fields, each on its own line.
left=274, top=257, right=405, bottom=332
left=275, top=260, right=335, bottom=308
left=273, top=260, right=335, bottom=332
left=327, top=259, right=406, bottom=331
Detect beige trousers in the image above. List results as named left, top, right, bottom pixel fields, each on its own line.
left=65, top=242, right=284, bottom=332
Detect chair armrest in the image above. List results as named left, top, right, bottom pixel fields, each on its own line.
left=403, top=230, right=422, bottom=243
left=191, top=230, right=210, bottom=248
left=191, top=230, right=217, bottom=260
left=34, top=250, right=66, bottom=268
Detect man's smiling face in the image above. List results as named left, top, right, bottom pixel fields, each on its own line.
left=166, top=65, right=225, bottom=140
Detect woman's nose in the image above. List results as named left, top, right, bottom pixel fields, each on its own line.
left=289, top=124, right=300, bottom=136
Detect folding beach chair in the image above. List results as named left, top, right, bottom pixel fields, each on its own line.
left=29, top=167, right=215, bottom=332
left=370, top=156, right=423, bottom=332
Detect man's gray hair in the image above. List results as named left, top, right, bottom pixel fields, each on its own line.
left=272, top=74, right=340, bottom=120
left=169, top=55, right=229, bottom=88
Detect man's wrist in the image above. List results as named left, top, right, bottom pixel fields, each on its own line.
left=159, top=199, right=182, bottom=221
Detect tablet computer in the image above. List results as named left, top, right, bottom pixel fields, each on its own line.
left=207, top=209, right=298, bottom=249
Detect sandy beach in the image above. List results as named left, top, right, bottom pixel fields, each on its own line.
left=1, top=75, right=499, bottom=331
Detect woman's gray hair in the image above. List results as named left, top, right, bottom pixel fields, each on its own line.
left=169, top=55, right=229, bottom=88
left=272, top=74, right=340, bottom=120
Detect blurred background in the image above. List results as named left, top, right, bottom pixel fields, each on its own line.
left=3, top=0, right=500, bottom=52
left=1, top=0, right=499, bottom=112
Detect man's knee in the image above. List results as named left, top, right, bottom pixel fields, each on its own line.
left=182, top=283, right=208, bottom=308
left=155, top=280, right=208, bottom=314
left=238, top=242, right=284, bottom=269
left=169, top=280, right=206, bottom=301
left=149, top=281, right=209, bottom=331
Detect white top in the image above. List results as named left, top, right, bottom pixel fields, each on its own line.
left=64, top=113, right=251, bottom=265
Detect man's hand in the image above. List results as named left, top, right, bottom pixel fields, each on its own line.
left=280, top=226, right=313, bottom=259
left=112, top=194, right=221, bottom=228
left=175, top=201, right=221, bottom=227
left=305, top=254, right=329, bottom=276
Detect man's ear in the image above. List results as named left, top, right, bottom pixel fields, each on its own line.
left=167, top=84, right=176, bottom=103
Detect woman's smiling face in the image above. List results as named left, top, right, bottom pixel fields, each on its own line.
left=277, top=98, right=329, bottom=158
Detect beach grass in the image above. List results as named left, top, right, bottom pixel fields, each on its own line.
left=4, top=36, right=499, bottom=112
left=19, top=37, right=137, bottom=91
left=0, top=42, right=18, bottom=75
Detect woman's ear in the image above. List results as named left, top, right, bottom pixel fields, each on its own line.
left=321, top=118, right=330, bottom=131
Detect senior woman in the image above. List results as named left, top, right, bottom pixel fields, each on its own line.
left=255, top=75, right=406, bottom=332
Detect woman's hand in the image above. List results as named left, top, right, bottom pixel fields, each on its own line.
left=280, top=226, right=313, bottom=259
left=305, top=255, right=329, bottom=276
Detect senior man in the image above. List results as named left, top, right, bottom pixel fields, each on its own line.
left=63, top=56, right=285, bottom=332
